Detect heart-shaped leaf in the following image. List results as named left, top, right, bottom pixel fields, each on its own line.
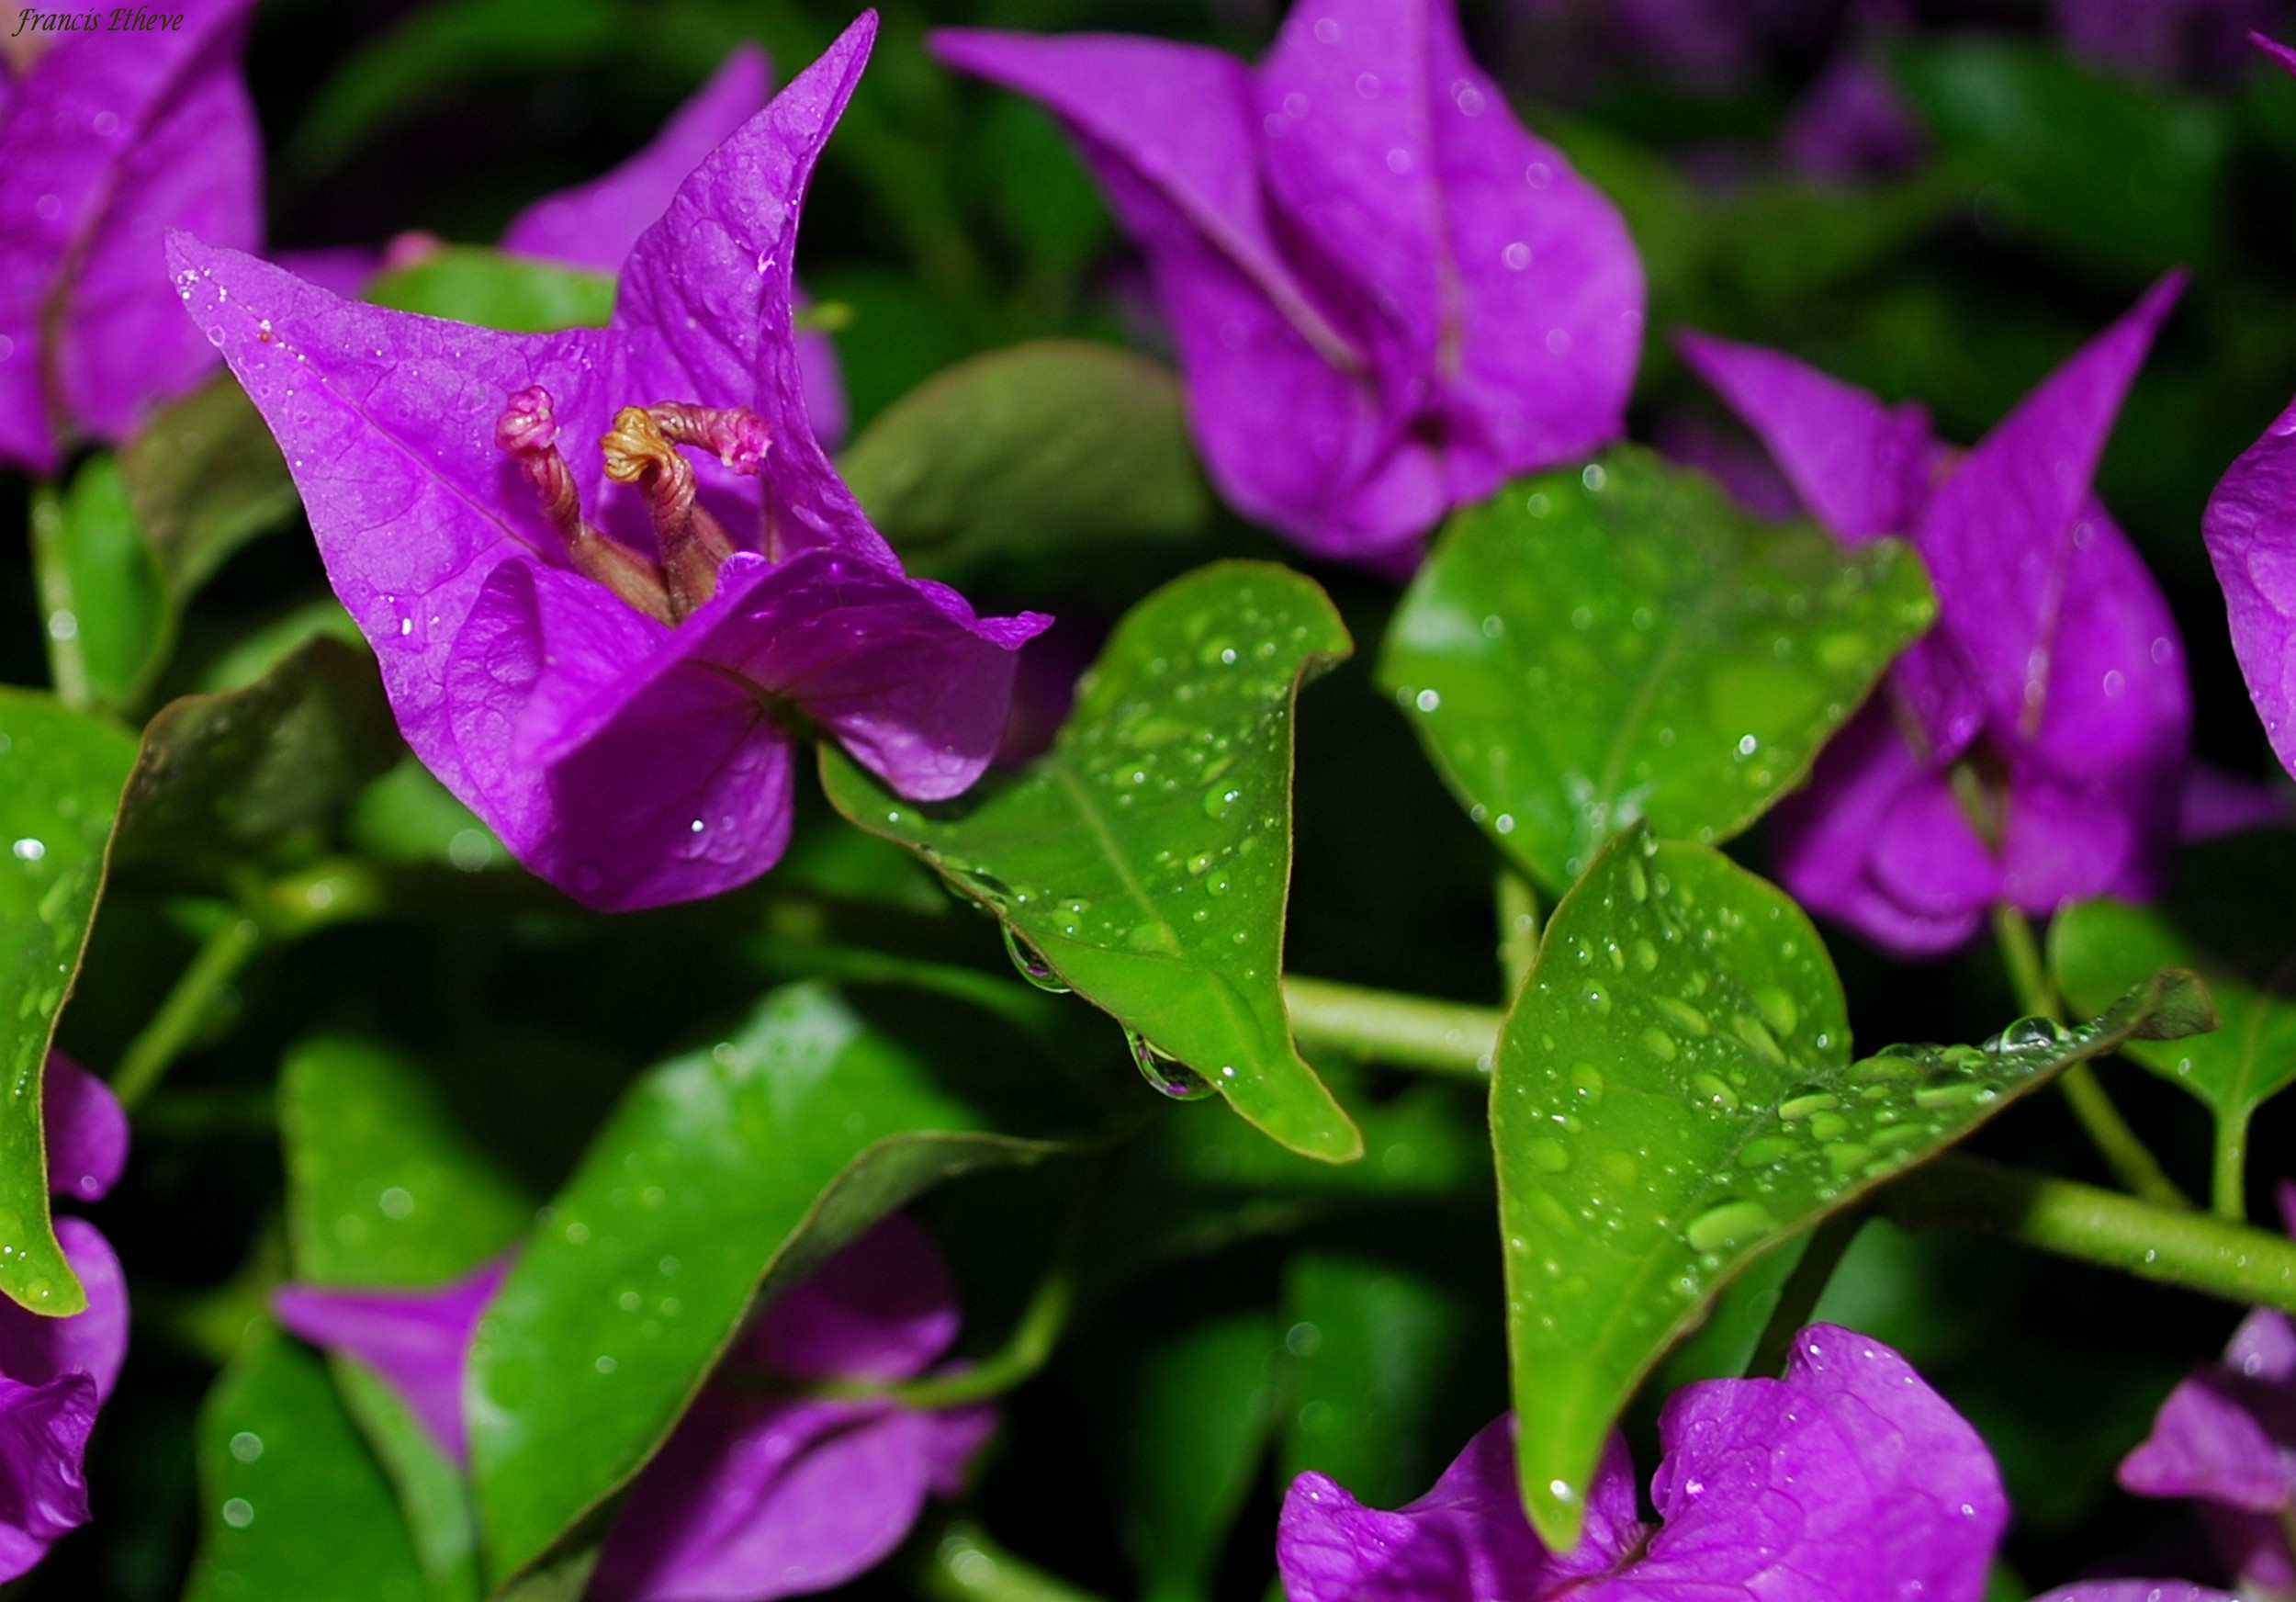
left=1379, top=447, right=1934, bottom=889
left=2053, top=829, right=2296, bottom=1206
left=0, top=691, right=136, bottom=1314
left=839, top=338, right=1209, bottom=578
left=470, top=982, right=1096, bottom=1585
left=823, top=560, right=1361, bottom=1162
left=1494, top=826, right=2212, bottom=1549
left=183, top=1326, right=431, bottom=1602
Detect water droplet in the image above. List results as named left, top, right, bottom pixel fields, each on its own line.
left=1203, top=786, right=1241, bottom=818
left=1738, top=1136, right=1797, bottom=1169
left=1126, top=920, right=1181, bottom=954
left=1640, top=1027, right=1678, bottom=1062
left=1526, top=1137, right=1570, bottom=1173
left=1002, top=926, right=1072, bottom=993
left=221, top=1498, right=254, bottom=1529
left=1582, top=982, right=1611, bottom=1016
left=1654, top=997, right=1710, bottom=1037
left=1129, top=1031, right=1216, bottom=1100
left=1913, top=1072, right=1998, bottom=1109
left=1626, top=860, right=1649, bottom=902
left=229, top=1432, right=264, bottom=1463
left=1684, top=1199, right=1776, bottom=1253
left=1733, top=1014, right=1786, bottom=1064
left=1752, top=987, right=1799, bottom=1038
left=1570, top=1063, right=1605, bottom=1105
left=1691, top=1073, right=1739, bottom=1111
left=1778, top=1091, right=1838, bottom=1121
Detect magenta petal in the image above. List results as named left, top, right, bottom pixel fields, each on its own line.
left=41, top=1054, right=126, bottom=1205
left=271, top=1259, right=507, bottom=1466
left=2030, top=1586, right=2243, bottom=1602
left=2180, top=762, right=2288, bottom=839
left=2024, top=507, right=2189, bottom=780
left=0, top=1221, right=128, bottom=1405
left=614, top=14, right=889, bottom=568
left=2119, top=1371, right=2293, bottom=1513
left=0, top=0, right=261, bottom=467
left=1615, top=1324, right=2006, bottom=1602
left=592, top=1400, right=941, bottom=1602
left=2258, top=31, right=2296, bottom=75
left=2202, top=399, right=2296, bottom=783
left=0, top=1371, right=97, bottom=1583
left=1919, top=274, right=2183, bottom=739
left=1277, top=1419, right=1642, bottom=1602
left=749, top=1214, right=961, bottom=1384
left=502, top=45, right=771, bottom=274
left=1676, top=331, right=1933, bottom=543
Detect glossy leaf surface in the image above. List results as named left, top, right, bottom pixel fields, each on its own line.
left=111, top=636, right=400, bottom=891
left=366, top=245, right=616, bottom=331
left=839, top=338, right=1209, bottom=578
left=2053, top=829, right=2296, bottom=1151
left=1381, top=448, right=1933, bottom=889
left=824, top=561, right=1360, bottom=1162
left=29, top=457, right=164, bottom=712
left=1493, top=827, right=2212, bottom=1549
left=182, top=1326, right=430, bottom=1602
left=469, top=983, right=1083, bottom=1585
left=0, top=692, right=136, bottom=1314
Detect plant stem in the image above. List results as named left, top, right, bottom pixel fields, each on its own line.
left=838, top=1253, right=1076, bottom=1411
left=1746, top=1208, right=1870, bottom=1378
left=918, top=1522, right=1110, bottom=1602
left=1497, top=870, right=1541, bottom=997
left=1885, top=1153, right=2296, bottom=1314
left=110, top=915, right=263, bottom=1113
left=1282, top=976, right=1502, bottom=1079
left=2215, top=1109, right=2254, bottom=1224
left=26, top=479, right=87, bottom=709
left=1991, top=904, right=2190, bottom=1210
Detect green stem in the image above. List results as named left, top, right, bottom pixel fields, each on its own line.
left=917, top=1521, right=1111, bottom=1602
left=1282, top=976, right=1502, bottom=1079
left=110, top=914, right=264, bottom=1112
left=1885, top=1153, right=2296, bottom=1313
left=27, top=479, right=87, bottom=709
left=1991, top=904, right=2190, bottom=1210
left=1497, top=870, right=1541, bottom=998
left=1746, top=1208, right=1869, bottom=1378
left=2214, top=1108, right=2254, bottom=1224
left=830, top=1252, right=1076, bottom=1411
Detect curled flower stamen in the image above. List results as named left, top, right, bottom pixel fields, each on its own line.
left=602, top=404, right=764, bottom=620
left=496, top=387, right=675, bottom=625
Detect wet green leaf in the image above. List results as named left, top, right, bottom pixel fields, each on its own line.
left=1277, top=1249, right=1486, bottom=1510
left=2053, top=829, right=2296, bottom=1190
left=840, top=339, right=1209, bottom=578
left=182, top=1326, right=431, bottom=1602
left=470, top=982, right=1089, bottom=1585
left=1380, top=448, right=1934, bottom=890
left=29, top=457, right=165, bottom=712
left=110, top=636, right=400, bottom=891
left=1077, top=1301, right=1279, bottom=1602
left=0, top=691, right=136, bottom=1314
left=366, top=246, right=615, bottom=333
left=119, top=370, right=299, bottom=605
left=1494, top=826, right=2211, bottom=1549
left=281, top=1037, right=529, bottom=1601
left=822, top=560, right=1361, bottom=1162
left=1893, top=37, right=2228, bottom=282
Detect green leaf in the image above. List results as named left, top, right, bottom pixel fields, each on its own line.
left=29, top=457, right=165, bottom=712
left=470, top=982, right=1089, bottom=1585
left=822, top=560, right=1362, bottom=1163
left=1277, top=1248, right=1489, bottom=1510
left=182, top=1325, right=432, bottom=1602
left=1892, top=37, right=2228, bottom=281
left=2053, top=829, right=2296, bottom=1196
left=118, top=370, right=299, bottom=605
left=1380, top=448, right=1935, bottom=890
left=1078, top=1302, right=1280, bottom=1602
left=1493, top=826, right=2212, bottom=1550
left=280, top=1038, right=528, bottom=1602
left=109, top=636, right=400, bottom=891
left=0, top=690, right=137, bottom=1314
left=366, top=246, right=616, bottom=333
left=839, top=339, right=1209, bottom=578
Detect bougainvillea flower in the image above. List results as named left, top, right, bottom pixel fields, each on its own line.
left=275, top=1214, right=995, bottom=1602
left=2031, top=1586, right=2242, bottom=1602
left=497, top=42, right=846, bottom=447
left=0, top=0, right=262, bottom=470
left=2055, top=0, right=2279, bottom=84
left=2110, top=1183, right=2296, bottom=1593
left=1280, top=1324, right=2004, bottom=1602
left=1681, top=275, right=2191, bottom=954
left=932, top=0, right=1644, bottom=568
left=0, top=1055, right=130, bottom=1582
left=168, top=15, right=1046, bottom=912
